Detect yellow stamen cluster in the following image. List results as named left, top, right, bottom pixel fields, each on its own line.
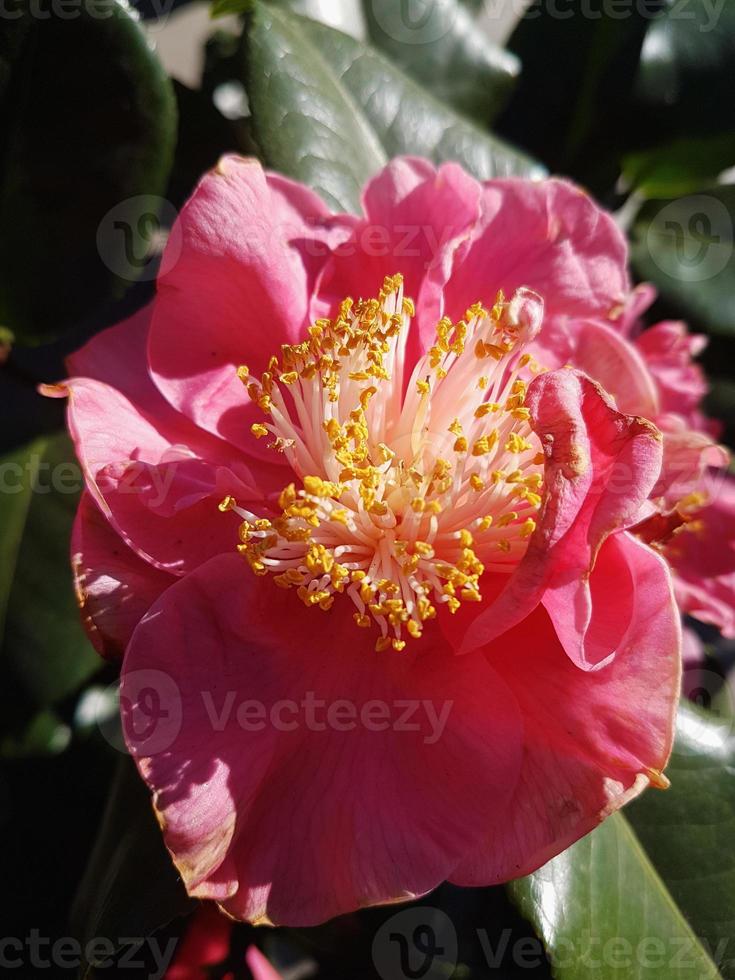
left=222, top=275, right=545, bottom=651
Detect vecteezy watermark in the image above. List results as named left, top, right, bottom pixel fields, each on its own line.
left=0, top=932, right=177, bottom=977
left=100, top=671, right=456, bottom=756
left=0, top=0, right=179, bottom=21
left=97, top=195, right=182, bottom=284
left=372, top=907, right=458, bottom=980
left=368, top=0, right=726, bottom=41
left=371, top=906, right=732, bottom=978
left=644, top=194, right=734, bottom=284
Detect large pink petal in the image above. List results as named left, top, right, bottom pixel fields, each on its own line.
left=459, top=369, right=663, bottom=668
left=443, top=178, right=630, bottom=353
left=149, top=157, right=344, bottom=454
left=122, top=554, right=524, bottom=926
left=64, top=376, right=267, bottom=573
left=451, top=533, right=680, bottom=885
left=71, top=492, right=173, bottom=658
left=668, top=476, right=735, bottom=637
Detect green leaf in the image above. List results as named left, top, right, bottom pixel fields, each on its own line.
left=625, top=703, right=735, bottom=977
left=623, top=0, right=735, bottom=194
left=498, top=3, right=650, bottom=195
left=0, top=0, right=177, bottom=344
left=72, top=756, right=194, bottom=976
left=364, top=0, right=519, bottom=124
left=246, top=2, right=386, bottom=211
left=1, top=434, right=100, bottom=706
left=509, top=812, right=721, bottom=979
left=508, top=702, right=735, bottom=978
left=630, top=186, right=735, bottom=337
left=0, top=707, right=71, bottom=759
left=245, top=3, right=542, bottom=213
left=0, top=439, right=38, bottom=640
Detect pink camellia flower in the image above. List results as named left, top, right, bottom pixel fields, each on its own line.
left=52, top=156, right=701, bottom=926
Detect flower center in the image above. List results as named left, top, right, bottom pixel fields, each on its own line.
left=221, top=275, right=546, bottom=651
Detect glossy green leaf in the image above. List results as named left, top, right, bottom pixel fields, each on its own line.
left=246, top=3, right=542, bottom=213
left=72, top=756, right=194, bottom=976
left=625, top=703, right=735, bottom=977
left=246, top=2, right=387, bottom=211
left=1, top=433, right=100, bottom=705
left=508, top=702, right=735, bottom=978
left=630, top=186, right=735, bottom=336
left=509, top=812, right=721, bottom=979
left=364, top=0, right=519, bottom=124
left=0, top=0, right=176, bottom=344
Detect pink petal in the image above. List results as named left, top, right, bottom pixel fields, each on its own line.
left=149, top=157, right=344, bottom=454
left=551, top=317, right=660, bottom=419
left=164, top=905, right=232, bottom=979
left=459, top=369, right=663, bottom=668
left=245, top=947, right=283, bottom=980
left=65, top=376, right=263, bottom=573
left=72, top=492, right=173, bottom=658
left=653, top=416, right=729, bottom=503
left=122, top=554, right=524, bottom=926
left=314, top=157, right=483, bottom=364
left=443, top=178, right=630, bottom=351
left=450, top=533, right=680, bottom=885
left=635, top=320, right=709, bottom=421
left=668, top=476, right=735, bottom=637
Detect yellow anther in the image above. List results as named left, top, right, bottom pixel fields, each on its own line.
left=251, top=423, right=268, bottom=438
left=218, top=495, right=236, bottom=513
left=459, top=529, right=473, bottom=548
left=520, top=518, right=537, bottom=538
left=470, top=473, right=484, bottom=492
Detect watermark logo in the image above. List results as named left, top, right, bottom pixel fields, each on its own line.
left=97, top=195, right=181, bottom=283
left=118, top=669, right=183, bottom=756
left=369, top=0, right=458, bottom=45
left=372, top=907, right=458, bottom=980
left=645, top=194, right=733, bottom=284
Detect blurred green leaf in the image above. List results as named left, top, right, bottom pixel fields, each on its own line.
left=624, top=134, right=735, bottom=199
left=626, top=703, right=735, bottom=976
left=0, top=707, right=71, bottom=759
left=1, top=433, right=100, bottom=706
left=364, top=0, right=519, bottom=124
left=630, top=186, right=735, bottom=336
left=72, top=756, right=194, bottom=976
left=623, top=0, right=735, bottom=194
left=0, top=439, right=38, bottom=639
left=497, top=2, right=652, bottom=196
left=508, top=702, right=735, bottom=978
left=0, top=0, right=177, bottom=344
left=245, top=3, right=542, bottom=212
left=706, top=378, right=735, bottom=447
